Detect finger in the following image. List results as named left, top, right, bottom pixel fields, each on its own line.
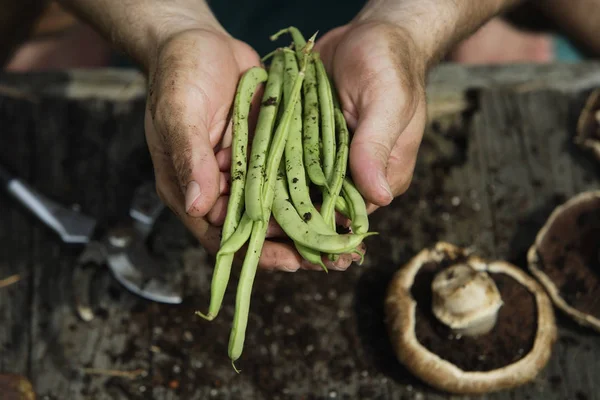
left=386, top=99, right=426, bottom=196
left=151, top=86, right=222, bottom=218
left=366, top=202, right=380, bottom=215
left=266, top=218, right=286, bottom=238
left=217, top=118, right=234, bottom=151
left=206, top=195, right=230, bottom=227
left=325, top=253, right=354, bottom=271
left=216, top=147, right=232, bottom=172
left=220, top=172, right=230, bottom=195
left=258, top=240, right=305, bottom=272
left=335, top=211, right=351, bottom=228
left=300, top=261, right=328, bottom=272
left=348, top=77, right=419, bottom=207
left=148, top=141, right=222, bottom=258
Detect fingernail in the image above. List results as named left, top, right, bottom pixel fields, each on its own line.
left=185, top=181, right=201, bottom=212
left=378, top=172, right=393, bottom=200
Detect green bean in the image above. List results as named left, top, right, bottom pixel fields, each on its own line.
left=228, top=37, right=315, bottom=371
left=227, top=67, right=268, bottom=232
left=321, top=108, right=349, bottom=229
left=195, top=215, right=252, bottom=320
left=228, top=219, right=266, bottom=371
left=342, top=178, right=369, bottom=234
left=214, top=213, right=254, bottom=255
left=246, top=52, right=285, bottom=221
left=196, top=67, right=267, bottom=321
left=261, top=38, right=314, bottom=217
left=270, top=27, right=329, bottom=189
left=281, top=49, right=331, bottom=272
left=295, top=242, right=327, bottom=272
left=314, top=53, right=336, bottom=183
left=282, top=50, right=334, bottom=233
left=272, top=169, right=376, bottom=254
left=270, top=26, right=307, bottom=51
left=302, top=57, right=328, bottom=188
left=335, top=196, right=351, bottom=219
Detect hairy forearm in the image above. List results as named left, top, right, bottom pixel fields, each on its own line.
left=0, top=0, right=47, bottom=66
left=355, top=0, right=525, bottom=65
left=537, top=0, right=600, bottom=56
left=55, top=0, right=222, bottom=70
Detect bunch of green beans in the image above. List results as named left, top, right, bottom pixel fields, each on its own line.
left=195, top=27, right=376, bottom=372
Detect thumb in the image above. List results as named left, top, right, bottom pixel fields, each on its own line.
left=179, top=129, right=221, bottom=217
left=153, top=93, right=221, bottom=218
left=349, top=85, right=417, bottom=207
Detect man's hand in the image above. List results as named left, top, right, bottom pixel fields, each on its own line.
left=317, top=21, right=427, bottom=213
left=144, top=28, right=256, bottom=255
left=56, top=0, right=361, bottom=271
left=315, top=0, right=524, bottom=213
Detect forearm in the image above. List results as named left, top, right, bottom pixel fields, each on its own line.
left=55, top=0, right=223, bottom=70
left=0, top=0, right=47, bottom=66
left=536, top=0, right=600, bottom=56
left=355, top=0, right=525, bottom=66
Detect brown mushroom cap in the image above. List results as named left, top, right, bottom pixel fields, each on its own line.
left=527, top=190, right=600, bottom=332
left=575, top=88, right=600, bottom=160
left=385, top=242, right=557, bottom=395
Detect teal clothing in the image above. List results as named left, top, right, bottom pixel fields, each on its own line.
left=553, top=36, right=583, bottom=62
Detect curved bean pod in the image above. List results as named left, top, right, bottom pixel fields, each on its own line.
left=270, top=26, right=307, bottom=54
left=270, top=27, right=329, bottom=190
left=282, top=50, right=334, bottom=236
left=314, top=53, right=336, bottom=183
left=228, top=36, right=316, bottom=371
left=321, top=108, right=349, bottom=228
left=343, top=178, right=369, bottom=234
left=302, top=58, right=328, bottom=187
left=215, top=213, right=254, bottom=255
left=272, top=170, right=376, bottom=254
left=296, top=242, right=327, bottom=272
left=261, top=42, right=313, bottom=217
left=228, top=219, right=266, bottom=371
left=335, top=196, right=351, bottom=219
left=196, top=67, right=267, bottom=321
left=245, top=52, right=285, bottom=221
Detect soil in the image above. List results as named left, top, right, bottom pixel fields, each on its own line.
left=536, top=200, right=600, bottom=317
left=411, top=260, right=538, bottom=372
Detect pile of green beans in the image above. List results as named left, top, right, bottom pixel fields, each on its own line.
left=195, top=27, right=376, bottom=372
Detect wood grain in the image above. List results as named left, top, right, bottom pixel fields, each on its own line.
left=0, top=63, right=599, bottom=399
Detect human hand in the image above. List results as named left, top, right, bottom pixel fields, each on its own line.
left=316, top=21, right=428, bottom=214
left=316, top=0, right=525, bottom=213
left=145, top=27, right=362, bottom=271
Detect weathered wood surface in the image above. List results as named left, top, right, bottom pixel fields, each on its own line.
left=1, top=62, right=600, bottom=400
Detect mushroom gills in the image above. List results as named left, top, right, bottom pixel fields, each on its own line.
left=432, top=264, right=503, bottom=337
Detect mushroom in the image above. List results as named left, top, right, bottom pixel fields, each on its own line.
left=385, top=242, right=557, bottom=395
left=575, top=88, right=600, bottom=160
left=527, top=190, right=600, bottom=332
left=431, top=263, right=503, bottom=337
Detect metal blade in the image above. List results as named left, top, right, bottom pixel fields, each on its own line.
left=106, top=251, right=182, bottom=304
left=7, top=179, right=96, bottom=244
left=105, top=229, right=182, bottom=304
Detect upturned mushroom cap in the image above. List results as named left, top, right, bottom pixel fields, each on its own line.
left=432, top=263, right=503, bottom=337
left=527, top=190, right=600, bottom=332
left=575, top=88, right=600, bottom=160
left=385, top=242, right=557, bottom=395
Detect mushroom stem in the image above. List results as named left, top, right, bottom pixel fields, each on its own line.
left=431, top=264, right=503, bottom=337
